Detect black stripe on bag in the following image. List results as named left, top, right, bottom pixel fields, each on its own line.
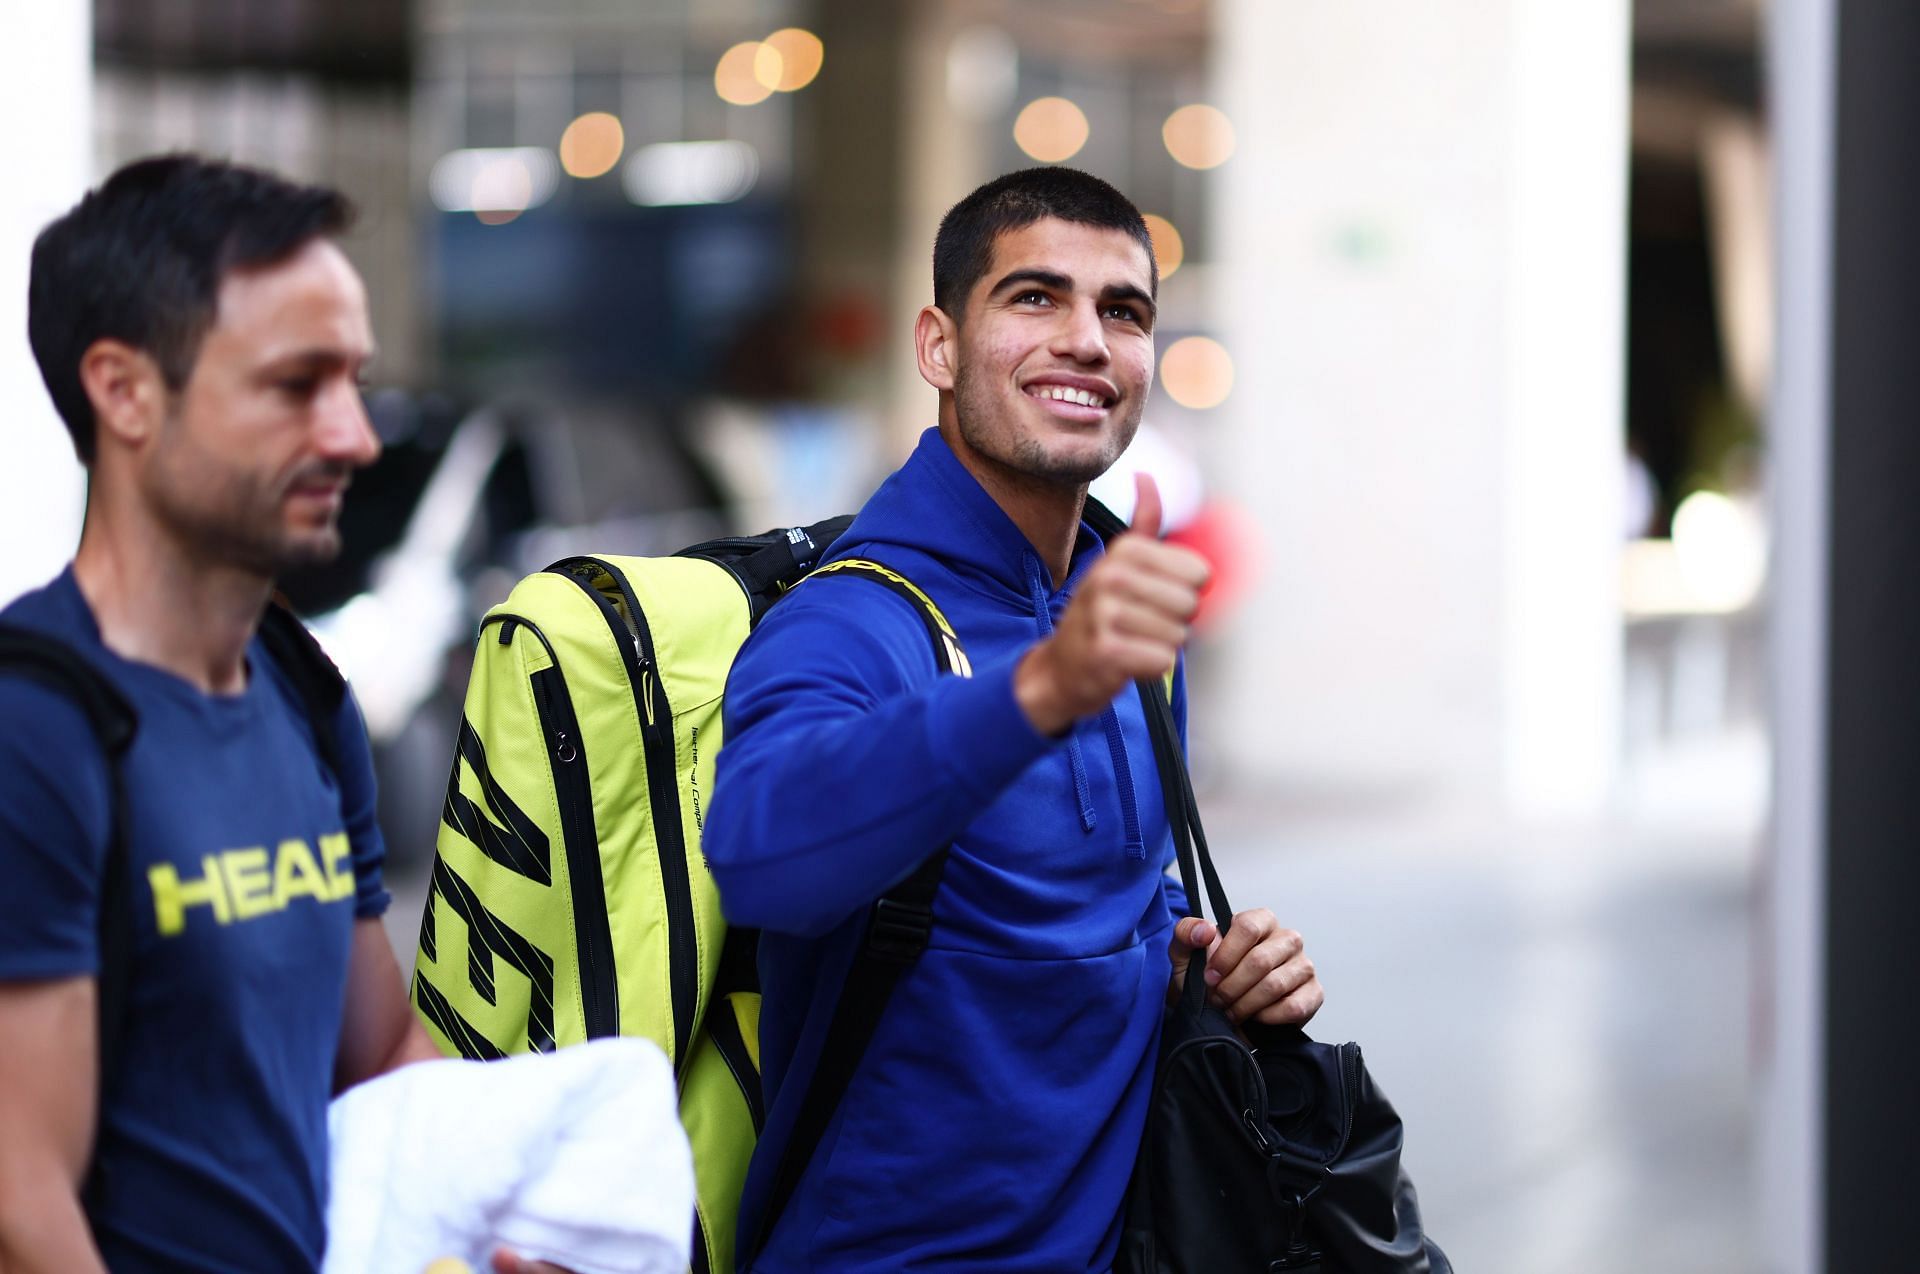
left=707, top=999, right=766, bottom=1135
left=442, top=717, right=553, bottom=885
left=429, top=857, right=557, bottom=1052
left=412, top=970, right=508, bottom=1061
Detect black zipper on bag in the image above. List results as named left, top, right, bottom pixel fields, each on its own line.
left=551, top=557, right=701, bottom=1068
left=486, top=614, right=621, bottom=1041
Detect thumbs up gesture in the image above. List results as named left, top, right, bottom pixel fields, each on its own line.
left=1015, top=473, right=1212, bottom=737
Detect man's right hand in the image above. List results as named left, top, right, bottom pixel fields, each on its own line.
left=1015, top=473, right=1210, bottom=737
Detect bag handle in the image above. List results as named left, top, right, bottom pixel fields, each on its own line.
left=1083, top=493, right=1236, bottom=1010
left=1135, top=674, right=1236, bottom=1015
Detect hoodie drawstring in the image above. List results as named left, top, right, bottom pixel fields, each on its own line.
left=1027, top=555, right=1145, bottom=855
left=1027, top=558, right=1097, bottom=835
left=1101, top=705, right=1146, bottom=858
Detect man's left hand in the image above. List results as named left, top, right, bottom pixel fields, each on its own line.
left=1168, top=910, right=1323, bottom=1027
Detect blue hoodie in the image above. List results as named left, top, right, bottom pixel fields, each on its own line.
left=707, top=428, right=1187, bottom=1271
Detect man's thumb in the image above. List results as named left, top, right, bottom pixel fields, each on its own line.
left=1169, top=916, right=1213, bottom=964
left=1131, top=471, right=1163, bottom=541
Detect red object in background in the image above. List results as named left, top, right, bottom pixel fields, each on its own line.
left=816, top=291, right=883, bottom=359
left=1164, top=499, right=1261, bottom=634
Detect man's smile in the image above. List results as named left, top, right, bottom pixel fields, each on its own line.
left=1022, top=373, right=1118, bottom=421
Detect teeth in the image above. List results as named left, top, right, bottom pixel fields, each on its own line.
left=1033, top=386, right=1105, bottom=408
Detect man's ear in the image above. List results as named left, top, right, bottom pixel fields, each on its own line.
left=914, top=305, right=959, bottom=393
left=78, top=339, right=168, bottom=452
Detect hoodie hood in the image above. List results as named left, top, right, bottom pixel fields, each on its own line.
left=832, top=426, right=1103, bottom=604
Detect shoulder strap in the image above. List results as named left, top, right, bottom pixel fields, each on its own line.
left=748, top=558, right=967, bottom=1258
left=0, top=623, right=138, bottom=1213
left=257, top=597, right=348, bottom=776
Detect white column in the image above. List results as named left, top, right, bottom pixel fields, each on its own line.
left=1210, top=0, right=1626, bottom=816
left=1760, top=0, right=1834, bottom=1266
left=0, top=5, right=90, bottom=606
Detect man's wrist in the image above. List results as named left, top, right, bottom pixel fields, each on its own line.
left=1013, top=644, right=1078, bottom=738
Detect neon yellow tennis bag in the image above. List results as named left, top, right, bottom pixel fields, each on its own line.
left=411, top=521, right=856, bottom=1273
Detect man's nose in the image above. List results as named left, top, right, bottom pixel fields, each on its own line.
left=1052, top=298, right=1110, bottom=364
left=318, top=380, right=382, bottom=468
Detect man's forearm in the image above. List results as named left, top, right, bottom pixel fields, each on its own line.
left=0, top=1180, right=108, bottom=1274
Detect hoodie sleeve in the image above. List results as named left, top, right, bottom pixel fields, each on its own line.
left=705, top=582, right=1055, bottom=937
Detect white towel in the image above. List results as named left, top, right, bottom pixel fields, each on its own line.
left=323, top=1038, right=693, bottom=1274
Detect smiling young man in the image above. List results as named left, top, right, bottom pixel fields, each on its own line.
left=707, top=167, right=1325, bottom=1270
left=0, top=157, right=443, bottom=1272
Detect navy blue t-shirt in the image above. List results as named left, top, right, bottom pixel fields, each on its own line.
left=0, top=569, right=389, bottom=1272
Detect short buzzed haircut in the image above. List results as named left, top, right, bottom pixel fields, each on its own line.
left=932, top=166, right=1157, bottom=319
left=28, top=154, right=354, bottom=465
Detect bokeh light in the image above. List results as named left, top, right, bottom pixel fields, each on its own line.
left=716, top=42, right=776, bottom=106
left=1143, top=214, right=1185, bottom=279
left=427, top=147, right=560, bottom=224
left=1162, top=104, right=1236, bottom=169
left=623, top=140, right=761, bottom=207
left=1160, top=336, right=1234, bottom=409
left=1671, top=490, right=1767, bottom=612
left=762, top=28, right=824, bottom=91
left=559, top=112, right=624, bottom=179
left=1013, top=97, right=1090, bottom=163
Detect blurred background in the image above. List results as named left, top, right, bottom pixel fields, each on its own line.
left=3, top=1, right=1915, bottom=1270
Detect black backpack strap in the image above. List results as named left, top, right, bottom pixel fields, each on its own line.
left=1081, top=493, right=1130, bottom=542
left=0, top=623, right=138, bottom=1212
left=747, top=558, right=966, bottom=1258
left=728, top=516, right=855, bottom=613
left=257, top=596, right=348, bottom=777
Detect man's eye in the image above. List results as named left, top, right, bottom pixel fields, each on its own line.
left=1014, top=290, right=1049, bottom=305
left=1104, top=305, right=1141, bottom=323
left=278, top=378, right=319, bottom=398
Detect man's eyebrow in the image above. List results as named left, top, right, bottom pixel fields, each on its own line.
left=257, top=345, right=379, bottom=374
left=988, top=268, right=1073, bottom=297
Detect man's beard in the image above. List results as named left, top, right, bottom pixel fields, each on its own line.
left=148, top=443, right=347, bottom=576
left=952, top=363, right=1142, bottom=487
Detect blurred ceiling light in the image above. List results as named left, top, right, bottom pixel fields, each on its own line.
left=947, top=25, right=1018, bottom=118
left=1671, top=490, right=1767, bottom=612
left=762, top=28, right=824, bottom=91
left=1160, top=336, right=1234, bottom=410
left=623, top=140, right=760, bottom=207
left=559, top=111, right=625, bottom=179
left=716, top=41, right=776, bottom=105
left=1162, top=104, right=1236, bottom=169
left=1013, top=97, right=1089, bottom=163
left=428, top=147, right=559, bottom=222
left=1143, top=214, right=1185, bottom=279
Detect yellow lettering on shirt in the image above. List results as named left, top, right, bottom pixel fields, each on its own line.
left=224, top=847, right=274, bottom=920
left=273, top=837, right=328, bottom=908
left=321, top=833, right=356, bottom=903
left=149, top=855, right=234, bottom=936
left=148, top=836, right=354, bottom=936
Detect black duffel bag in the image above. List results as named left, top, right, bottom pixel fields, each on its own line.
left=1117, top=679, right=1451, bottom=1274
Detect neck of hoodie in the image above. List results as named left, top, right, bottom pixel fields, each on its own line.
left=835, top=428, right=1147, bottom=858
left=935, top=416, right=1087, bottom=589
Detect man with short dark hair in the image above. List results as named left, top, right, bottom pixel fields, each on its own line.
left=0, top=155, right=440, bottom=1272
left=708, top=166, right=1324, bottom=1269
